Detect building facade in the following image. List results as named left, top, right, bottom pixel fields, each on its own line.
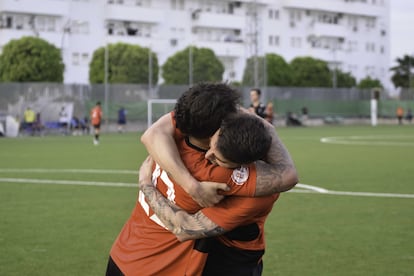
left=0, top=0, right=390, bottom=88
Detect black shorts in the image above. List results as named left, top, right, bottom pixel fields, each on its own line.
left=105, top=256, right=124, bottom=276
left=202, top=238, right=264, bottom=276
left=93, top=123, right=101, bottom=129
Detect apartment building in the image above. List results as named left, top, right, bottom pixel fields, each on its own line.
left=0, top=0, right=390, bottom=88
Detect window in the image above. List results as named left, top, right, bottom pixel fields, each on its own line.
left=365, top=66, right=375, bottom=77
left=81, top=53, right=89, bottom=64
left=46, top=17, right=56, bottom=32
left=268, top=9, right=279, bottom=20
left=170, top=0, right=183, bottom=10
left=290, top=37, right=301, bottom=48
left=72, top=53, right=80, bottom=65
left=269, top=35, right=279, bottom=46
left=365, top=42, right=375, bottom=53
left=15, top=16, right=23, bottom=29
left=36, top=16, right=45, bottom=31
left=72, top=21, right=89, bottom=34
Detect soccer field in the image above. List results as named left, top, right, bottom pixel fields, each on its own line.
left=0, top=125, right=413, bottom=276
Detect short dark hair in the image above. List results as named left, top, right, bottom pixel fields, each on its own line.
left=217, top=113, right=271, bottom=164
left=174, top=82, right=240, bottom=139
left=96, top=101, right=101, bottom=106
left=251, top=88, right=261, bottom=96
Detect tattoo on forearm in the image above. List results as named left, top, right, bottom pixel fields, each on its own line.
left=140, top=184, right=225, bottom=239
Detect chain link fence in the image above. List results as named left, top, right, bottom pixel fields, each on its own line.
left=1, top=83, right=413, bottom=132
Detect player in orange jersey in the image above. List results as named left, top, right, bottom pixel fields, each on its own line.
left=396, top=106, right=404, bottom=125
left=139, top=112, right=292, bottom=275
left=106, top=83, right=298, bottom=276
left=90, top=101, right=103, bottom=145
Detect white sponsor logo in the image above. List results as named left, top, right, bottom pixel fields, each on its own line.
left=231, top=166, right=249, bottom=185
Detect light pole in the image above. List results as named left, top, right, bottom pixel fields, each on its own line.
left=148, top=46, right=153, bottom=97
left=60, top=20, right=71, bottom=64
left=332, top=47, right=337, bottom=89
left=252, top=0, right=259, bottom=88
left=189, top=45, right=193, bottom=86
left=409, top=54, right=412, bottom=91
left=104, top=43, right=109, bottom=125
left=189, top=9, right=202, bottom=86
left=331, top=38, right=344, bottom=89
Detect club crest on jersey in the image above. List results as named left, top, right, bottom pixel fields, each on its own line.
left=231, top=166, right=249, bottom=185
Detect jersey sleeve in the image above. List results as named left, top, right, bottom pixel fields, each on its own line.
left=201, top=194, right=278, bottom=231
left=221, top=163, right=257, bottom=197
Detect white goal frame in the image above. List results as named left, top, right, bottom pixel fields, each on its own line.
left=147, top=99, right=177, bottom=129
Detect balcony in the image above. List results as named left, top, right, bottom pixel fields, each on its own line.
left=105, top=4, right=164, bottom=24
left=311, top=22, right=348, bottom=38
left=0, top=29, right=62, bottom=48
left=192, top=12, right=244, bottom=30
left=195, top=41, right=245, bottom=57
left=235, top=0, right=275, bottom=4
left=307, top=47, right=347, bottom=63
left=282, top=0, right=383, bottom=17
left=0, top=0, right=68, bottom=16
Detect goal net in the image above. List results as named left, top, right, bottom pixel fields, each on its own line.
left=147, top=99, right=177, bottom=129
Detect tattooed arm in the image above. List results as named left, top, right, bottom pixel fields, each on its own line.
left=140, top=183, right=226, bottom=242
left=236, top=108, right=298, bottom=195
left=139, top=156, right=225, bottom=242
left=141, top=113, right=227, bottom=207
left=254, top=118, right=299, bottom=195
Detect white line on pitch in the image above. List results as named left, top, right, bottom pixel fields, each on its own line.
left=320, top=136, right=414, bottom=146
left=296, top=183, right=328, bottom=193
left=1, top=177, right=414, bottom=199
left=0, top=178, right=137, bottom=188
left=0, top=168, right=138, bottom=174
left=290, top=188, right=414, bottom=199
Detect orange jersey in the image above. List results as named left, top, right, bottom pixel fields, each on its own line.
left=202, top=194, right=279, bottom=251
left=110, top=112, right=273, bottom=276
left=90, top=106, right=102, bottom=125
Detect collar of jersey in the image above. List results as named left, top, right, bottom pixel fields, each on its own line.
left=184, top=136, right=208, bottom=153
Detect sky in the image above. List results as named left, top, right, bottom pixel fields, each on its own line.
left=389, top=0, right=414, bottom=65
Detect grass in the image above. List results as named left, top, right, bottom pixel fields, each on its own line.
left=0, top=125, right=413, bottom=275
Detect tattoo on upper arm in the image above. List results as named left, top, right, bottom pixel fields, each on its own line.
left=255, top=133, right=294, bottom=195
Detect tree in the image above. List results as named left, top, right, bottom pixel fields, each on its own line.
left=335, top=70, right=357, bottom=88
left=357, top=76, right=383, bottom=89
left=290, top=56, right=332, bottom=87
left=266, top=54, right=293, bottom=86
left=242, top=54, right=292, bottom=86
left=0, top=36, right=64, bottom=82
left=162, top=46, right=224, bottom=84
left=242, top=56, right=265, bottom=87
left=390, top=54, right=414, bottom=88
left=89, top=43, right=158, bottom=84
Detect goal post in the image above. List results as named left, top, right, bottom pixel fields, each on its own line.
left=147, top=99, right=177, bottom=129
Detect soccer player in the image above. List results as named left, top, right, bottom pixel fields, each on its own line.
left=22, top=106, right=36, bottom=134
left=117, top=107, right=127, bottom=133
left=106, top=83, right=298, bottom=275
left=139, top=112, right=290, bottom=275
left=90, top=101, right=103, bottom=145
left=248, top=88, right=266, bottom=118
